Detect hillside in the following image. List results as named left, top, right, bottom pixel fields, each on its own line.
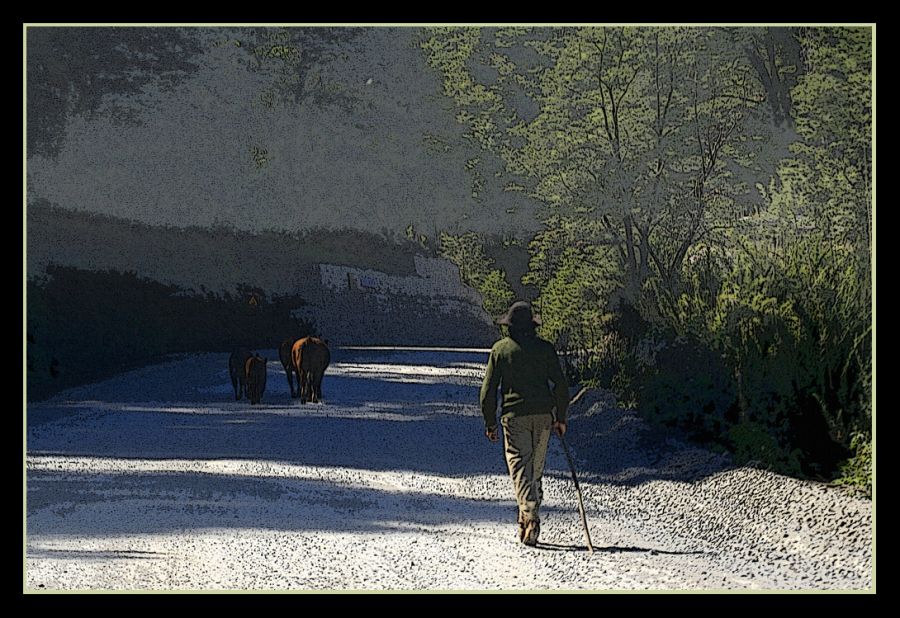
left=26, top=203, right=496, bottom=400
left=26, top=27, right=542, bottom=239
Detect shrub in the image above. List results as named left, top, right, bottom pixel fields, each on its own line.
left=834, top=431, right=872, bottom=498
left=728, top=420, right=804, bottom=477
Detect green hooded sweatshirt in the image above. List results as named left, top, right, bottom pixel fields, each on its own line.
left=480, top=333, right=569, bottom=429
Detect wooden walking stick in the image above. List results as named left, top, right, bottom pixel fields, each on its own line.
left=554, top=397, right=594, bottom=553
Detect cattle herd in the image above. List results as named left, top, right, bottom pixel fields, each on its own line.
left=228, top=336, right=331, bottom=405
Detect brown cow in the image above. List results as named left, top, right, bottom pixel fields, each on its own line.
left=278, top=338, right=300, bottom=398
left=291, top=337, right=330, bottom=404
left=245, top=354, right=268, bottom=405
left=228, top=348, right=253, bottom=400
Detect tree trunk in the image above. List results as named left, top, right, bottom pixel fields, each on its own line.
left=623, top=215, right=639, bottom=297
left=735, top=362, right=748, bottom=424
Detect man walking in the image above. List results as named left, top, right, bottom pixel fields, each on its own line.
left=480, top=301, right=569, bottom=546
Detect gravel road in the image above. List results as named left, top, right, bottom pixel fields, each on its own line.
left=25, top=348, right=873, bottom=591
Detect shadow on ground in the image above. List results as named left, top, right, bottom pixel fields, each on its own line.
left=28, top=352, right=732, bottom=484
left=534, top=542, right=715, bottom=556
left=546, top=391, right=736, bottom=487
left=27, top=467, right=517, bottom=537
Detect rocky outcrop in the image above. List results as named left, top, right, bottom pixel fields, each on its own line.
left=293, top=256, right=497, bottom=347
left=27, top=205, right=496, bottom=348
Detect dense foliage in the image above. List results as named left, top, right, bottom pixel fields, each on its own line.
left=438, top=231, right=515, bottom=320
left=422, top=26, right=872, bottom=492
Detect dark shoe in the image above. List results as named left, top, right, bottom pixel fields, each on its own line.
left=523, top=519, right=540, bottom=546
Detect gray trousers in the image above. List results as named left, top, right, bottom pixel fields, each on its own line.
left=500, top=413, right=553, bottom=522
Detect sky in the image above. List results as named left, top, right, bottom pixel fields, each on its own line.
left=26, top=26, right=542, bottom=238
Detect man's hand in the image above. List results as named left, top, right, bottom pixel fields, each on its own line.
left=552, top=421, right=567, bottom=438
left=485, top=426, right=499, bottom=443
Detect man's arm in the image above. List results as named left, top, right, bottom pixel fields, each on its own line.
left=480, top=349, right=501, bottom=430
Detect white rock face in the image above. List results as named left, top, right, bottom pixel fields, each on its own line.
left=26, top=205, right=496, bottom=347
left=320, top=256, right=483, bottom=305
left=25, top=349, right=872, bottom=591
left=303, top=257, right=495, bottom=346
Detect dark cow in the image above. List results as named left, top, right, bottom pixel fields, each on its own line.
left=279, top=338, right=300, bottom=398
left=291, top=337, right=330, bottom=404
left=228, top=348, right=253, bottom=400
left=245, top=354, right=268, bottom=405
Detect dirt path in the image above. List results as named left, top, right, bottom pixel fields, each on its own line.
left=25, top=349, right=873, bottom=591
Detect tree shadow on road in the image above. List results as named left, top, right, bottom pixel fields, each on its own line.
left=27, top=404, right=502, bottom=476
left=26, top=350, right=500, bottom=476
left=26, top=466, right=518, bottom=538
left=28, top=353, right=734, bottom=485
left=559, top=391, right=737, bottom=486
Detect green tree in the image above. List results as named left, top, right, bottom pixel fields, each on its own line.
left=422, top=27, right=774, bottom=302
left=784, top=27, right=872, bottom=267
left=522, top=215, right=620, bottom=350
left=438, top=232, right=515, bottom=319
left=423, top=26, right=873, bottom=481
